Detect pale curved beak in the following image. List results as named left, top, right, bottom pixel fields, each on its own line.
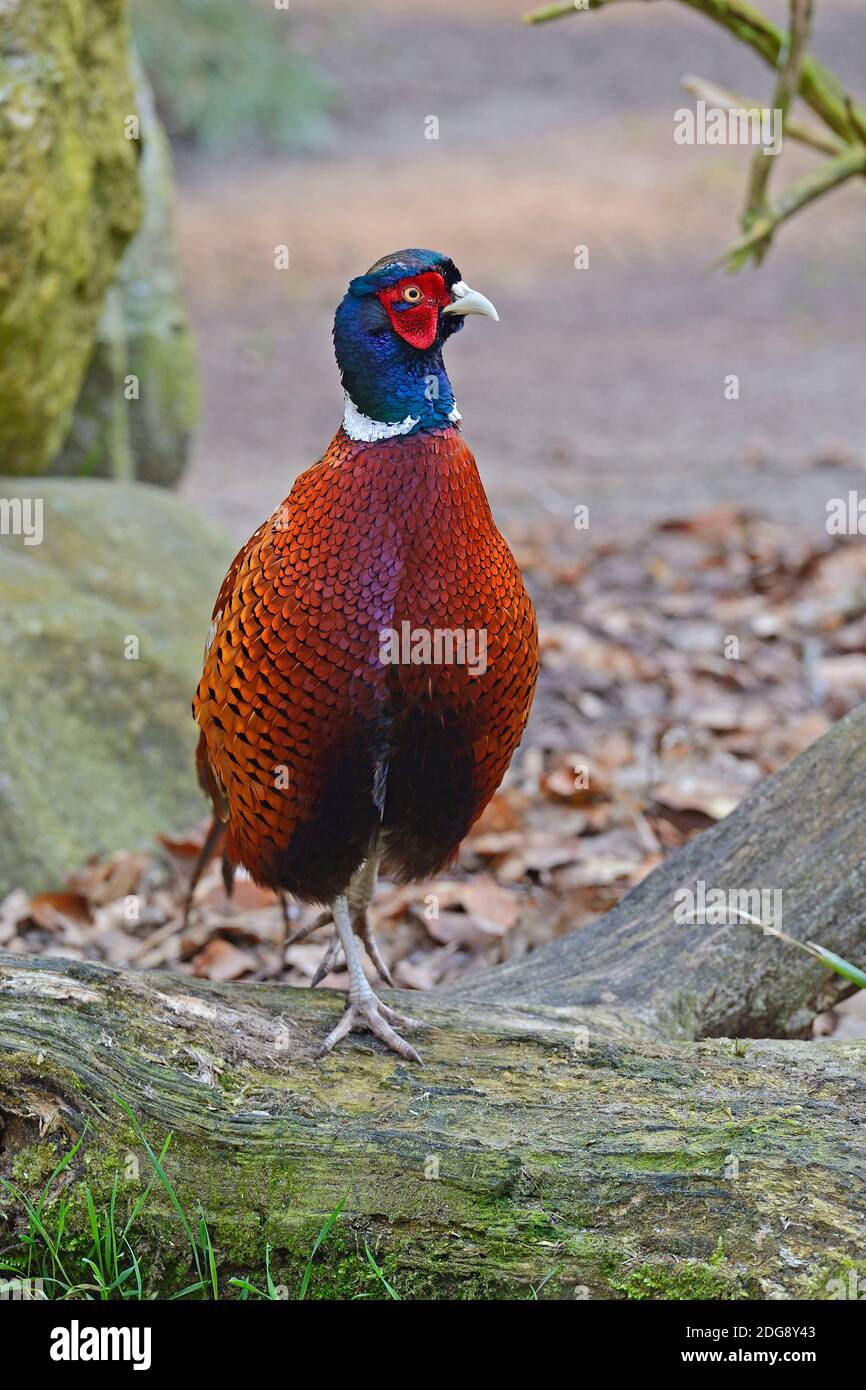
left=442, top=280, right=499, bottom=322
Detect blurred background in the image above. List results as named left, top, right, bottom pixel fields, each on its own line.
left=6, top=0, right=864, bottom=532
left=162, top=0, right=866, bottom=539
left=2, top=0, right=865, bottom=1031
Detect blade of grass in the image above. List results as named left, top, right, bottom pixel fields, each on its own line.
left=362, top=1241, right=400, bottom=1300
left=682, top=906, right=866, bottom=995
left=0, top=1180, right=72, bottom=1286
left=34, top=1129, right=86, bottom=1220
left=199, top=1213, right=219, bottom=1299
left=264, top=1243, right=278, bottom=1300
left=529, top=1264, right=563, bottom=1298
left=121, top=1132, right=173, bottom=1242
left=114, top=1097, right=203, bottom=1285
left=106, top=1173, right=119, bottom=1281
left=170, top=1279, right=210, bottom=1300
left=122, top=1239, right=143, bottom=1300
left=84, top=1190, right=102, bottom=1282
left=806, top=944, right=866, bottom=991
left=229, top=1277, right=269, bottom=1299
left=298, top=1194, right=348, bottom=1300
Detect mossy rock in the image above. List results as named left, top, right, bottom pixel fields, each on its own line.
left=0, top=0, right=142, bottom=474
left=0, top=478, right=233, bottom=893
left=53, top=54, right=200, bottom=486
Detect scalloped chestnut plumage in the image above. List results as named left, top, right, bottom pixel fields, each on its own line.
left=192, top=250, right=538, bottom=1060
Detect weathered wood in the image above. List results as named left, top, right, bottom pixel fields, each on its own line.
left=1, top=957, right=864, bottom=1299
left=454, top=704, right=866, bottom=1041
left=1, top=709, right=865, bottom=1297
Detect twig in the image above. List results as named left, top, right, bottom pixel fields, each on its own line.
left=524, top=0, right=866, bottom=268
left=741, top=0, right=813, bottom=265
left=682, top=74, right=842, bottom=156
left=716, top=141, right=866, bottom=270
left=524, top=0, right=866, bottom=145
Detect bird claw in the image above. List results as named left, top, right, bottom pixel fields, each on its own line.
left=288, top=907, right=394, bottom=987
left=316, top=992, right=423, bottom=1063
left=285, top=908, right=332, bottom=948
left=357, top=917, right=395, bottom=987
left=310, top=935, right=343, bottom=988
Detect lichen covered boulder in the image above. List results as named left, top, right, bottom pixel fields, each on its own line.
left=0, top=478, right=234, bottom=893
left=54, top=55, right=200, bottom=486
left=0, top=0, right=142, bottom=475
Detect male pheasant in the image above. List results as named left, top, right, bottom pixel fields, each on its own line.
left=192, top=249, right=538, bottom=1060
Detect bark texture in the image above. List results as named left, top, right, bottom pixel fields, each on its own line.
left=1, top=707, right=866, bottom=1299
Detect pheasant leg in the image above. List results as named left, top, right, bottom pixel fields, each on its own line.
left=289, top=853, right=394, bottom=986
left=316, top=895, right=422, bottom=1062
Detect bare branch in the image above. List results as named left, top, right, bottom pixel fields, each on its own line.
left=717, top=141, right=866, bottom=270
left=524, top=0, right=866, bottom=145
left=741, top=0, right=813, bottom=265
left=682, top=74, right=842, bottom=155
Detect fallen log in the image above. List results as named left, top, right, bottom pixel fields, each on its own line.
left=1, top=707, right=866, bottom=1299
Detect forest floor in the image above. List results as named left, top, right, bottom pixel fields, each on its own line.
left=4, top=509, right=866, bottom=1036
left=8, top=2, right=866, bottom=1033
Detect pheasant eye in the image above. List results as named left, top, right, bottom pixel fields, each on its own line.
left=402, top=285, right=423, bottom=303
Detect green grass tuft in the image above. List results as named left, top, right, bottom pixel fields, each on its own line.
left=0, top=1106, right=394, bottom=1301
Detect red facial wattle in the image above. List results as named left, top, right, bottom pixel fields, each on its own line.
left=377, top=272, right=452, bottom=350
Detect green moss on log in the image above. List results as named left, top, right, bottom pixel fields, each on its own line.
left=1, top=960, right=864, bottom=1299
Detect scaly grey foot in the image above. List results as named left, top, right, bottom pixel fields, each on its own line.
left=312, top=893, right=420, bottom=1060
left=316, top=989, right=422, bottom=1063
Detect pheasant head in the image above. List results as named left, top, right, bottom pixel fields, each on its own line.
left=333, top=248, right=498, bottom=440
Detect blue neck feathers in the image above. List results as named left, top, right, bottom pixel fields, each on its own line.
left=333, top=292, right=462, bottom=434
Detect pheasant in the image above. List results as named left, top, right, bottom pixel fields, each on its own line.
left=192, top=249, right=538, bottom=1060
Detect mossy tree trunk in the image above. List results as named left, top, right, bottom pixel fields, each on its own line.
left=0, top=0, right=142, bottom=473
left=2, top=708, right=866, bottom=1299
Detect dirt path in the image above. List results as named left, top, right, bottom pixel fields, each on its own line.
left=176, top=0, right=866, bottom=544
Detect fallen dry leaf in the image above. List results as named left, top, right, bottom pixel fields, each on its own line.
left=190, top=938, right=258, bottom=982
left=5, top=506, right=864, bottom=1042
left=27, top=891, right=93, bottom=931
left=67, top=851, right=148, bottom=907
